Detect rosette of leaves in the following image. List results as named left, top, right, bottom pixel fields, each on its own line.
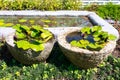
left=70, top=26, right=117, bottom=51
left=13, top=24, right=53, bottom=52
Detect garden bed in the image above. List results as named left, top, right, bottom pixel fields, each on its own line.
left=0, top=43, right=120, bottom=80
left=0, top=11, right=120, bottom=79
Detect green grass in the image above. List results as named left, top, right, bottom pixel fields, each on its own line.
left=0, top=43, right=120, bottom=80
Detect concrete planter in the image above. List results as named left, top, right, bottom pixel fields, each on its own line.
left=6, top=31, right=55, bottom=65
left=57, top=28, right=116, bottom=69
left=0, top=10, right=119, bottom=66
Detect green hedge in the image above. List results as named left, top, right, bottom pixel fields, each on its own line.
left=97, top=3, right=120, bottom=20
left=0, top=0, right=82, bottom=10
left=0, top=45, right=120, bottom=80
left=84, top=3, right=120, bottom=21
left=0, top=54, right=120, bottom=80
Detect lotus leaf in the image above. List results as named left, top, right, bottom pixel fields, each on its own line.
left=70, top=26, right=116, bottom=51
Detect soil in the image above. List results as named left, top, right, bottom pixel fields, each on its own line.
left=112, top=24, right=120, bottom=58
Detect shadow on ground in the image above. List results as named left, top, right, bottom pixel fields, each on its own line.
left=0, top=42, right=79, bottom=70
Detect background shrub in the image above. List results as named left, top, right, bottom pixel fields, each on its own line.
left=84, top=2, right=120, bottom=21
left=96, top=3, right=120, bottom=21
left=0, top=0, right=82, bottom=10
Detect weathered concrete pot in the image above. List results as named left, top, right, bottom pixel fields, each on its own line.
left=57, top=28, right=116, bottom=69
left=6, top=32, right=55, bottom=65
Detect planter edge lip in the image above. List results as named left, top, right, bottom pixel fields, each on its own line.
left=5, top=29, right=56, bottom=52
left=57, top=28, right=116, bottom=54
left=6, top=36, right=55, bottom=49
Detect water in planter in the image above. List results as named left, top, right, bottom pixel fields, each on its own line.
left=0, top=15, right=93, bottom=27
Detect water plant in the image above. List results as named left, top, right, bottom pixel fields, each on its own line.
left=18, top=19, right=27, bottom=23
left=70, top=26, right=116, bottom=51
left=13, top=24, right=53, bottom=52
left=58, top=25, right=117, bottom=68
left=5, top=24, right=55, bottom=64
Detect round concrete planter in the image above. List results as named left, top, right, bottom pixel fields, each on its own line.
left=6, top=32, right=55, bottom=65
left=57, top=28, right=116, bottom=69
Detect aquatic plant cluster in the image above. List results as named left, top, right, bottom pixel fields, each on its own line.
left=13, top=24, right=53, bottom=52
left=70, top=26, right=116, bottom=51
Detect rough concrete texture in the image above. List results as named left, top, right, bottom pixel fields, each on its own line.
left=6, top=33, right=55, bottom=65
left=0, top=27, right=15, bottom=40
left=57, top=28, right=116, bottom=69
left=0, top=10, right=92, bottom=16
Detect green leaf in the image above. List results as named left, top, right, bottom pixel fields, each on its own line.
left=93, top=31, right=100, bottom=37
left=91, top=26, right=102, bottom=32
left=41, top=32, right=53, bottom=42
left=88, top=43, right=103, bottom=51
left=30, top=30, right=39, bottom=38
left=44, top=35, right=53, bottom=42
left=32, top=25, right=42, bottom=31
left=70, top=40, right=78, bottom=47
left=108, top=34, right=117, bottom=40
left=29, top=40, right=44, bottom=51
left=81, top=27, right=91, bottom=34
left=79, top=40, right=89, bottom=48
left=13, top=24, right=22, bottom=32
left=30, top=44, right=44, bottom=52
left=79, top=39, right=89, bottom=45
left=4, top=23, right=14, bottom=27
left=76, top=42, right=83, bottom=48
left=41, top=32, right=52, bottom=39
left=101, top=31, right=108, bottom=39
left=0, top=22, right=4, bottom=26
left=19, top=19, right=27, bottom=23
left=88, top=43, right=96, bottom=49
left=70, top=40, right=88, bottom=49
left=94, top=37, right=100, bottom=41
left=20, top=25, right=30, bottom=31
left=16, top=32, right=26, bottom=39
left=15, top=40, right=30, bottom=50
left=41, top=19, right=51, bottom=23
left=29, top=20, right=35, bottom=24
left=0, top=19, right=4, bottom=22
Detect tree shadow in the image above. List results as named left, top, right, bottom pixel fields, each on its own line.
left=0, top=44, right=24, bottom=67
left=0, top=42, right=80, bottom=71
left=46, top=42, right=80, bottom=71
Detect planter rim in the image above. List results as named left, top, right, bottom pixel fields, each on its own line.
left=6, top=35, right=55, bottom=48
left=57, top=28, right=116, bottom=54
left=5, top=30, right=56, bottom=51
left=5, top=32, right=55, bottom=65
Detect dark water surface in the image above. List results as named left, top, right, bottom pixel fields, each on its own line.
left=0, top=15, right=93, bottom=27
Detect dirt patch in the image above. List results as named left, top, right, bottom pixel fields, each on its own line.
left=112, top=24, right=120, bottom=58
